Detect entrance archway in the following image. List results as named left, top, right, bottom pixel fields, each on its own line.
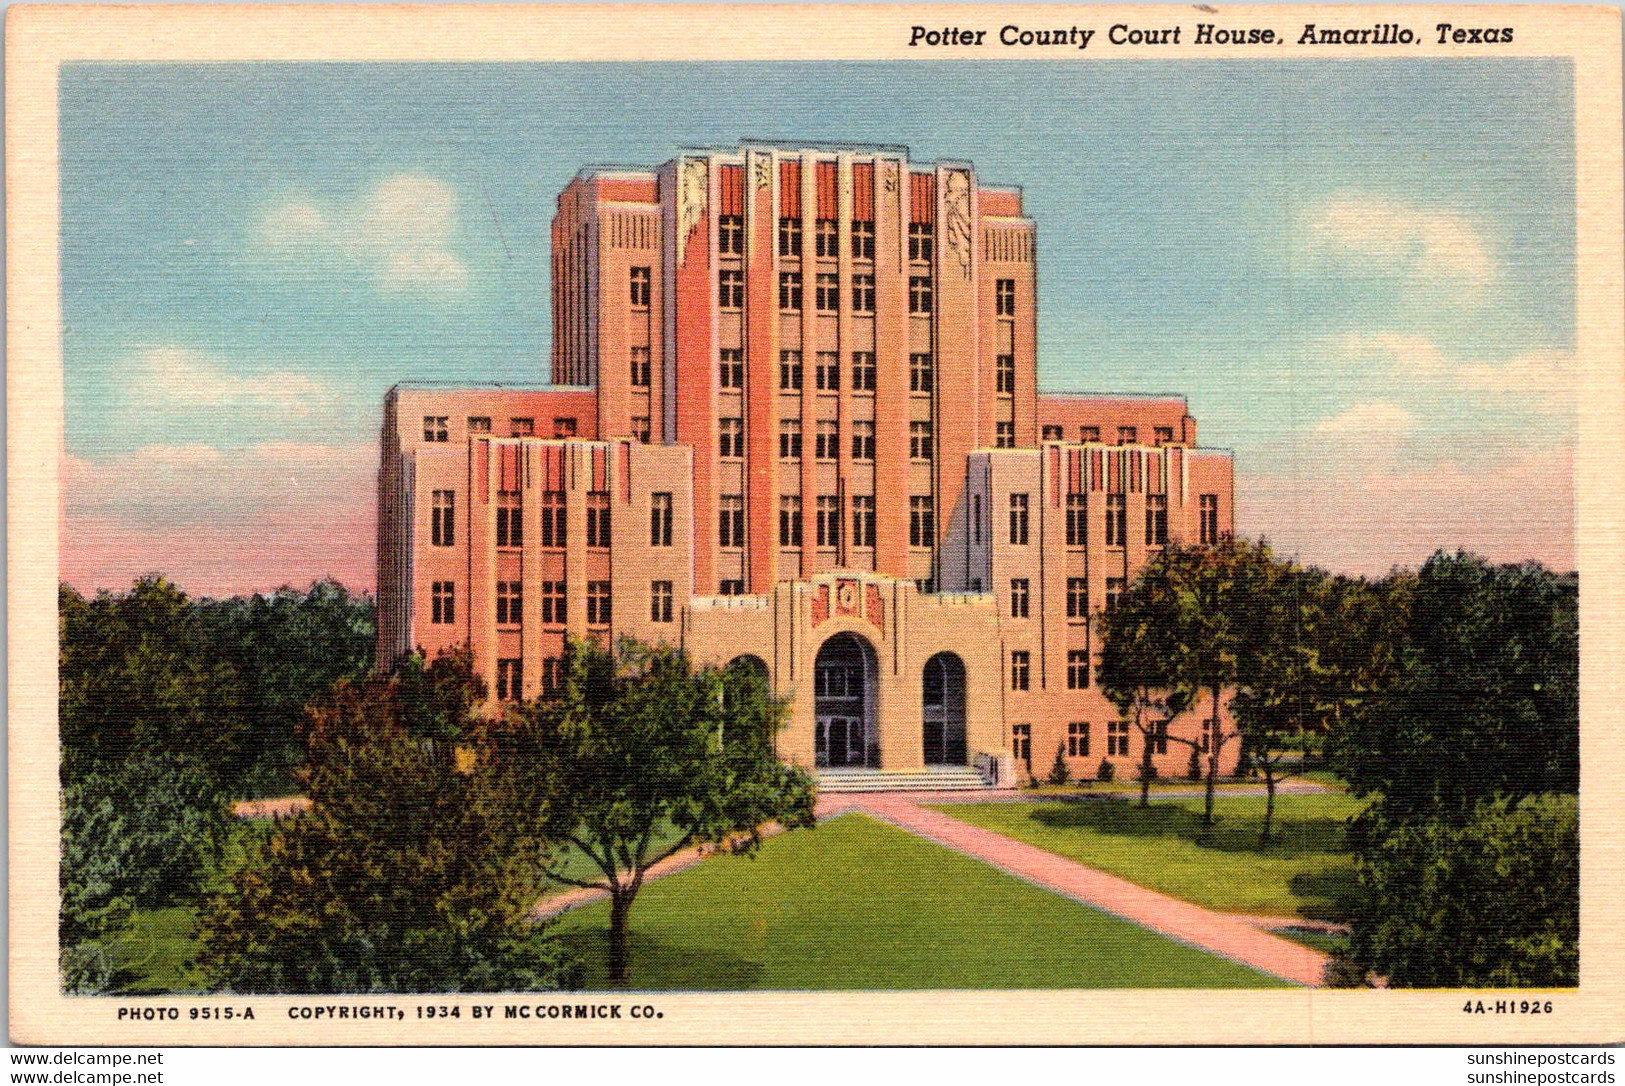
left=922, top=652, right=967, bottom=765
left=813, top=633, right=878, bottom=768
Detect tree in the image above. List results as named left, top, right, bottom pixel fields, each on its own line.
left=1097, top=578, right=1194, bottom=807
left=516, top=635, right=817, bottom=988
left=1046, top=743, right=1071, bottom=786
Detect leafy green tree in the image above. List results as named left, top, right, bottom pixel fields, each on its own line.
left=1046, top=743, right=1071, bottom=786
left=1097, top=579, right=1195, bottom=807
left=516, top=635, right=817, bottom=988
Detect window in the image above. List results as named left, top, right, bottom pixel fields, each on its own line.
left=851, top=351, right=876, bottom=392
left=1106, top=576, right=1125, bottom=613
left=587, top=581, right=611, bottom=626
left=995, top=278, right=1015, bottom=316
left=719, top=417, right=745, bottom=459
left=1202, top=720, right=1218, bottom=753
left=496, top=580, right=522, bottom=626
left=778, top=217, right=802, bottom=257
left=496, top=659, right=523, bottom=701
left=1146, top=494, right=1168, bottom=546
left=467, top=416, right=491, bottom=434
left=969, top=577, right=983, bottom=592
left=719, top=579, right=746, bottom=597
left=915, top=577, right=936, bottom=595
left=1106, top=494, right=1127, bottom=546
left=815, top=421, right=839, bottom=460
left=908, top=222, right=934, bottom=262
left=630, top=346, right=651, bottom=387
left=1012, top=723, right=1032, bottom=771
left=431, top=490, right=455, bottom=547
left=780, top=419, right=802, bottom=460
left=629, top=266, right=651, bottom=308
left=719, top=495, right=745, bottom=548
left=718, top=214, right=743, bottom=255
left=816, top=495, right=840, bottom=548
left=1010, top=651, right=1030, bottom=691
left=815, top=219, right=837, bottom=258
left=540, top=580, right=566, bottom=626
left=496, top=490, right=522, bottom=548
left=851, top=274, right=875, bottom=313
left=539, top=491, right=565, bottom=547
left=431, top=580, right=455, bottom=624
left=851, top=495, right=875, bottom=548
left=909, top=276, right=933, bottom=314
left=815, top=273, right=839, bottom=312
left=650, top=580, right=673, bottom=623
left=779, top=270, right=802, bottom=311
left=1066, top=493, right=1087, bottom=546
left=1009, top=578, right=1030, bottom=619
left=780, top=496, right=802, bottom=546
left=1068, top=651, right=1089, bottom=690
left=1117, top=426, right=1138, bottom=445
left=510, top=417, right=534, bottom=437
left=631, top=416, right=651, bottom=443
left=719, top=268, right=744, bottom=310
left=1200, top=494, right=1220, bottom=545
left=1148, top=720, right=1169, bottom=756
left=1008, top=493, right=1030, bottom=545
left=541, top=657, right=564, bottom=696
left=996, top=353, right=1015, bottom=394
left=1108, top=720, right=1131, bottom=757
left=910, top=421, right=934, bottom=461
left=1067, top=721, right=1090, bottom=757
left=851, top=220, right=874, bottom=259
left=779, top=349, right=803, bottom=390
left=553, top=417, right=577, bottom=439
left=851, top=421, right=875, bottom=461
left=815, top=351, right=840, bottom=391
left=423, top=416, right=448, bottom=442
left=1067, top=577, right=1088, bottom=621
left=650, top=492, right=673, bottom=546
left=972, top=494, right=982, bottom=545
left=1080, top=425, right=1101, bottom=443
left=586, top=491, right=610, bottom=547
left=910, top=352, right=934, bottom=393
left=1154, top=426, right=1175, bottom=446
left=718, top=348, right=744, bottom=389
left=1042, top=425, right=1063, bottom=442
left=995, top=421, right=1015, bottom=448
left=909, top=496, right=935, bottom=548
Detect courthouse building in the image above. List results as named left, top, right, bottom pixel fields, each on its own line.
left=377, top=141, right=1237, bottom=787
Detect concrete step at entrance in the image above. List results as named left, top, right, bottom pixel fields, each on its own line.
left=815, top=765, right=997, bottom=793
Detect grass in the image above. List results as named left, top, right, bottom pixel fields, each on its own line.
left=113, top=906, right=206, bottom=994
left=1271, top=927, right=1351, bottom=956
left=551, top=813, right=1288, bottom=990
left=929, top=793, right=1364, bottom=921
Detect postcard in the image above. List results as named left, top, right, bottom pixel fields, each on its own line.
left=7, top=2, right=1623, bottom=1047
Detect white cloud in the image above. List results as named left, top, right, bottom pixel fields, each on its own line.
left=1314, top=401, right=1413, bottom=437
left=1336, top=334, right=1574, bottom=416
left=133, top=346, right=328, bottom=417
left=1300, top=195, right=1497, bottom=293
left=1456, top=349, right=1575, bottom=408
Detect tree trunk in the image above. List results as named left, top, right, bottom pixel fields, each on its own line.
left=1202, top=684, right=1221, bottom=826
left=1139, top=753, right=1152, bottom=807
left=608, top=890, right=634, bottom=989
left=1260, top=764, right=1277, bottom=846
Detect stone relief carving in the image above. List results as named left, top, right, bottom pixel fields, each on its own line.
left=753, top=152, right=772, bottom=191
left=676, top=157, right=707, bottom=266
left=944, top=169, right=974, bottom=280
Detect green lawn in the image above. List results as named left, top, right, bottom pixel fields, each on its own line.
left=1272, top=927, right=1351, bottom=956
left=114, top=906, right=206, bottom=994
left=552, top=813, right=1287, bottom=990
left=929, top=793, right=1364, bottom=921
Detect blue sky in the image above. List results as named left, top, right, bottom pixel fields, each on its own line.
left=59, top=60, right=1576, bottom=593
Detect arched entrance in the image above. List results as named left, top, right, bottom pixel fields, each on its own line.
left=814, top=633, right=878, bottom=768
left=922, top=652, right=967, bottom=765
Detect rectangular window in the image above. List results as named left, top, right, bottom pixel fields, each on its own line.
left=496, top=580, right=522, bottom=626
left=815, top=273, right=839, bottom=312
left=629, top=266, right=652, bottom=308
left=1067, top=651, right=1089, bottom=690
left=1012, top=723, right=1032, bottom=771
left=1108, top=720, right=1131, bottom=757
left=1154, top=426, right=1175, bottom=446
left=495, top=490, right=523, bottom=548
left=816, top=495, right=840, bottom=548
left=972, top=494, right=982, bottom=545
left=719, top=495, right=745, bottom=548
left=995, top=421, right=1015, bottom=448
left=467, top=416, right=491, bottom=434
left=1009, top=578, right=1030, bottom=619
left=541, top=657, right=564, bottom=696
left=778, top=217, right=802, bottom=257
left=496, top=659, right=523, bottom=701
left=909, top=495, right=935, bottom=547
left=553, top=417, right=577, bottom=439
left=650, top=580, right=673, bottom=623
left=1067, top=577, right=1088, bottom=621
left=719, top=579, right=747, bottom=597
left=780, top=419, right=802, bottom=460
left=719, top=417, right=745, bottom=459
left=815, top=421, right=839, bottom=460
left=779, top=270, right=802, bottom=311
left=586, top=491, right=610, bottom=548
left=1067, top=721, right=1090, bottom=757
left=915, top=577, right=936, bottom=595
left=851, top=495, right=875, bottom=548
left=1042, top=425, right=1063, bottom=442
left=1066, top=493, right=1087, bottom=546
left=851, top=351, right=876, bottom=392
left=909, top=276, right=933, bottom=314
left=629, top=346, right=651, bottom=387
left=631, top=416, right=651, bottom=444
left=1146, top=494, right=1168, bottom=546
left=909, top=352, right=934, bottom=393
left=718, top=214, right=743, bottom=255
left=851, top=421, right=875, bottom=461
left=910, top=421, right=934, bottom=462
left=851, top=274, right=875, bottom=313
left=431, top=489, right=455, bottom=547
left=996, top=353, right=1016, bottom=394
left=510, top=417, right=534, bottom=437
left=851, top=220, right=874, bottom=260
left=431, top=580, right=455, bottom=624
left=995, top=278, right=1016, bottom=316
left=423, top=416, right=448, bottom=442
left=1106, top=577, right=1125, bottom=613
left=587, top=581, right=612, bottom=626
left=650, top=492, right=673, bottom=547
left=1200, top=494, right=1220, bottom=545
left=1117, top=426, right=1138, bottom=445
left=814, top=218, right=837, bottom=258
left=779, top=349, right=803, bottom=390
left=1080, top=425, right=1101, bottom=443
left=718, top=348, right=744, bottom=390
left=718, top=268, right=744, bottom=310
left=969, top=577, right=983, bottom=592
left=1010, top=650, right=1030, bottom=691
left=1008, top=493, right=1030, bottom=545
left=540, top=580, right=566, bottom=626
left=539, top=491, right=566, bottom=547
left=908, top=222, right=934, bottom=263
left=1148, top=720, right=1169, bottom=756
left=1106, top=494, right=1127, bottom=546
left=815, top=351, right=840, bottom=391
left=780, top=496, right=802, bottom=547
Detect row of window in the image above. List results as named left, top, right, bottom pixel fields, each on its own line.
left=431, top=490, right=678, bottom=549
left=1014, top=720, right=1223, bottom=768
left=431, top=578, right=672, bottom=629
left=763, top=218, right=934, bottom=262
left=721, top=493, right=936, bottom=550
left=1041, top=424, right=1178, bottom=446
left=993, top=491, right=1219, bottom=548
left=423, top=416, right=575, bottom=442
left=626, top=262, right=1014, bottom=317
left=1006, top=576, right=1125, bottom=623
left=715, top=418, right=935, bottom=462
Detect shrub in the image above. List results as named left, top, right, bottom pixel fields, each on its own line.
left=1096, top=759, right=1115, bottom=783
left=1047, top=744, right=1071, bottom=786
